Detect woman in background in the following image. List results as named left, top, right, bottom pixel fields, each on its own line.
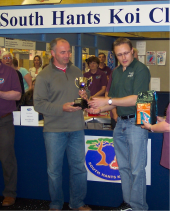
left=142, top=103, right=170, bottom=169
left=29, top=55, right=42, bottom=79
left=12, top=57, right=32, bottom=92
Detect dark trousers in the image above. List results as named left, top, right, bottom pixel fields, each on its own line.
left=0, top=113, right=17, bottom=198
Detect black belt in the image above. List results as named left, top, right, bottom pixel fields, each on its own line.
left=119, top=114, right=135, bottom=120
left=0, top=112, right=12, bottom=119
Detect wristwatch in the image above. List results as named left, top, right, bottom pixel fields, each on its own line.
left=108, top=98, right=112, bottom=105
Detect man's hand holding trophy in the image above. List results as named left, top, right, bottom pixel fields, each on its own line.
left=73, top=76, right=92, bottom=109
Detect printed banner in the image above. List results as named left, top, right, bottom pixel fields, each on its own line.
left=0, top=4, right=169, bottom=30
left=5, top=38, right=36, bottom=50
left=85, top=135, right=151, bottom=185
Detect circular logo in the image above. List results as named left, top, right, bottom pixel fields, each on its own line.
left=27, top=108, right=32, bottom=111
left=85, top=137, right=120, bottom=181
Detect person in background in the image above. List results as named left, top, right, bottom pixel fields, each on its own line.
left=4, top=54, right=32, bottom=92
left=29, top=55, right=42, bottom=80
left=87, top=37, right=151, bottom=211
left=84, top=56, right=107, bottom=100
left=33, top=37, right=91, bottom=211
left=2, top=55, right=24, bottom=109
left=17, top=79, right=35, bottom=110
left=98, top=52, right=112, bottom=80
left=142, top=103, right=170, bottom=169
left=0, top=60, right=21, bottom=206
left=133, top=48, right=139, bottom=60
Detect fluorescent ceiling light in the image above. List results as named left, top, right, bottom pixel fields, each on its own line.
left=22, top=0, right=61, bottom=5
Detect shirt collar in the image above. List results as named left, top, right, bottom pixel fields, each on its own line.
left=51, top=57, right=72, bottom=71
left=99, top=64, right=106, bottom=69
left=118, top=58, right=137, bottom=70
left=128, top=58, right=137, bottom=68
left=89, top=68, right=101, bottom=75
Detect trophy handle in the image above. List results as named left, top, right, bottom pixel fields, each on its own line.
left=87, top=76, right=93, bottom=87
left=75, top=78, right=79, bottom=88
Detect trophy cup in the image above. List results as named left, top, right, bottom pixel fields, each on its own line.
left=73, top=76, right=92, bottom=109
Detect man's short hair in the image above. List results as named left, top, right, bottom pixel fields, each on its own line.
left=113, top=37, right=133, bottom=50
left=12, top=57, right=18, bottom=67
left=98, top=52, right=106, bottom=58
left=87, top=56, right=100, bottom=66
left=50, top=38, right=69, bottom=51
left=2, top=51, right=13, bottom=59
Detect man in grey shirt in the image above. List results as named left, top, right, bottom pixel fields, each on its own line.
left=34, top=38, right=91, bottom=211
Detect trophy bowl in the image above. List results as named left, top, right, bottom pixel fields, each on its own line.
left=73, top=76, right=92, bottom=109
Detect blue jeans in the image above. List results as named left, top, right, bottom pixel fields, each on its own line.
left=113, top=117, right=148, bottom=211
left=43, top=130, right=87, bottom=210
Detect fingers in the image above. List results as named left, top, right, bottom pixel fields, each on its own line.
left=88, top=99, right=97, bottom=108
left=63, top=102, right=82, bottom=112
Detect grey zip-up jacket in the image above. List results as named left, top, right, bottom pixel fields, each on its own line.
left=34, top=59, right=85, bottom=132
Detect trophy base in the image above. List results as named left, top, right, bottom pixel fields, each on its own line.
left=73, top=98, right=89, bottom=109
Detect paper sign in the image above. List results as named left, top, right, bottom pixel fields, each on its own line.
left=21, top=106, right=39, bottom=126
left=5, top=38, right=36, bottom=50
left=136, top=41, right=146, bottom=55
left=151, top=77, right=160, bottom=91
left=13, top=111, right=21, bottom=125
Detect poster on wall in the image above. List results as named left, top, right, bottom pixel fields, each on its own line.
left=146, top=51, right=156, bottom=65
left=85, top=135, right=151, bottom=185
left=157, top=51, right=166, bottom=65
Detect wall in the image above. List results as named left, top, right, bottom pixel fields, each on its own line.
left=132, top=40, right=170, bottom=91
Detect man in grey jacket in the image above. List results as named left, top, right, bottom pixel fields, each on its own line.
left=34, top=38, right=91, bottom=211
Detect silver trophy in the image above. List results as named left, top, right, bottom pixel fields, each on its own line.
left=73, top=76, right=92, bottom=109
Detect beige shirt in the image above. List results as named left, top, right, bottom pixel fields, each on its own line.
left=29, top=67, right=42, bottom=79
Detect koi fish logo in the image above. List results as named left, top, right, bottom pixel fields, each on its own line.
left=140, top=112, right=150, bottom=123
left=85, top=137, right=121, bottom=181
